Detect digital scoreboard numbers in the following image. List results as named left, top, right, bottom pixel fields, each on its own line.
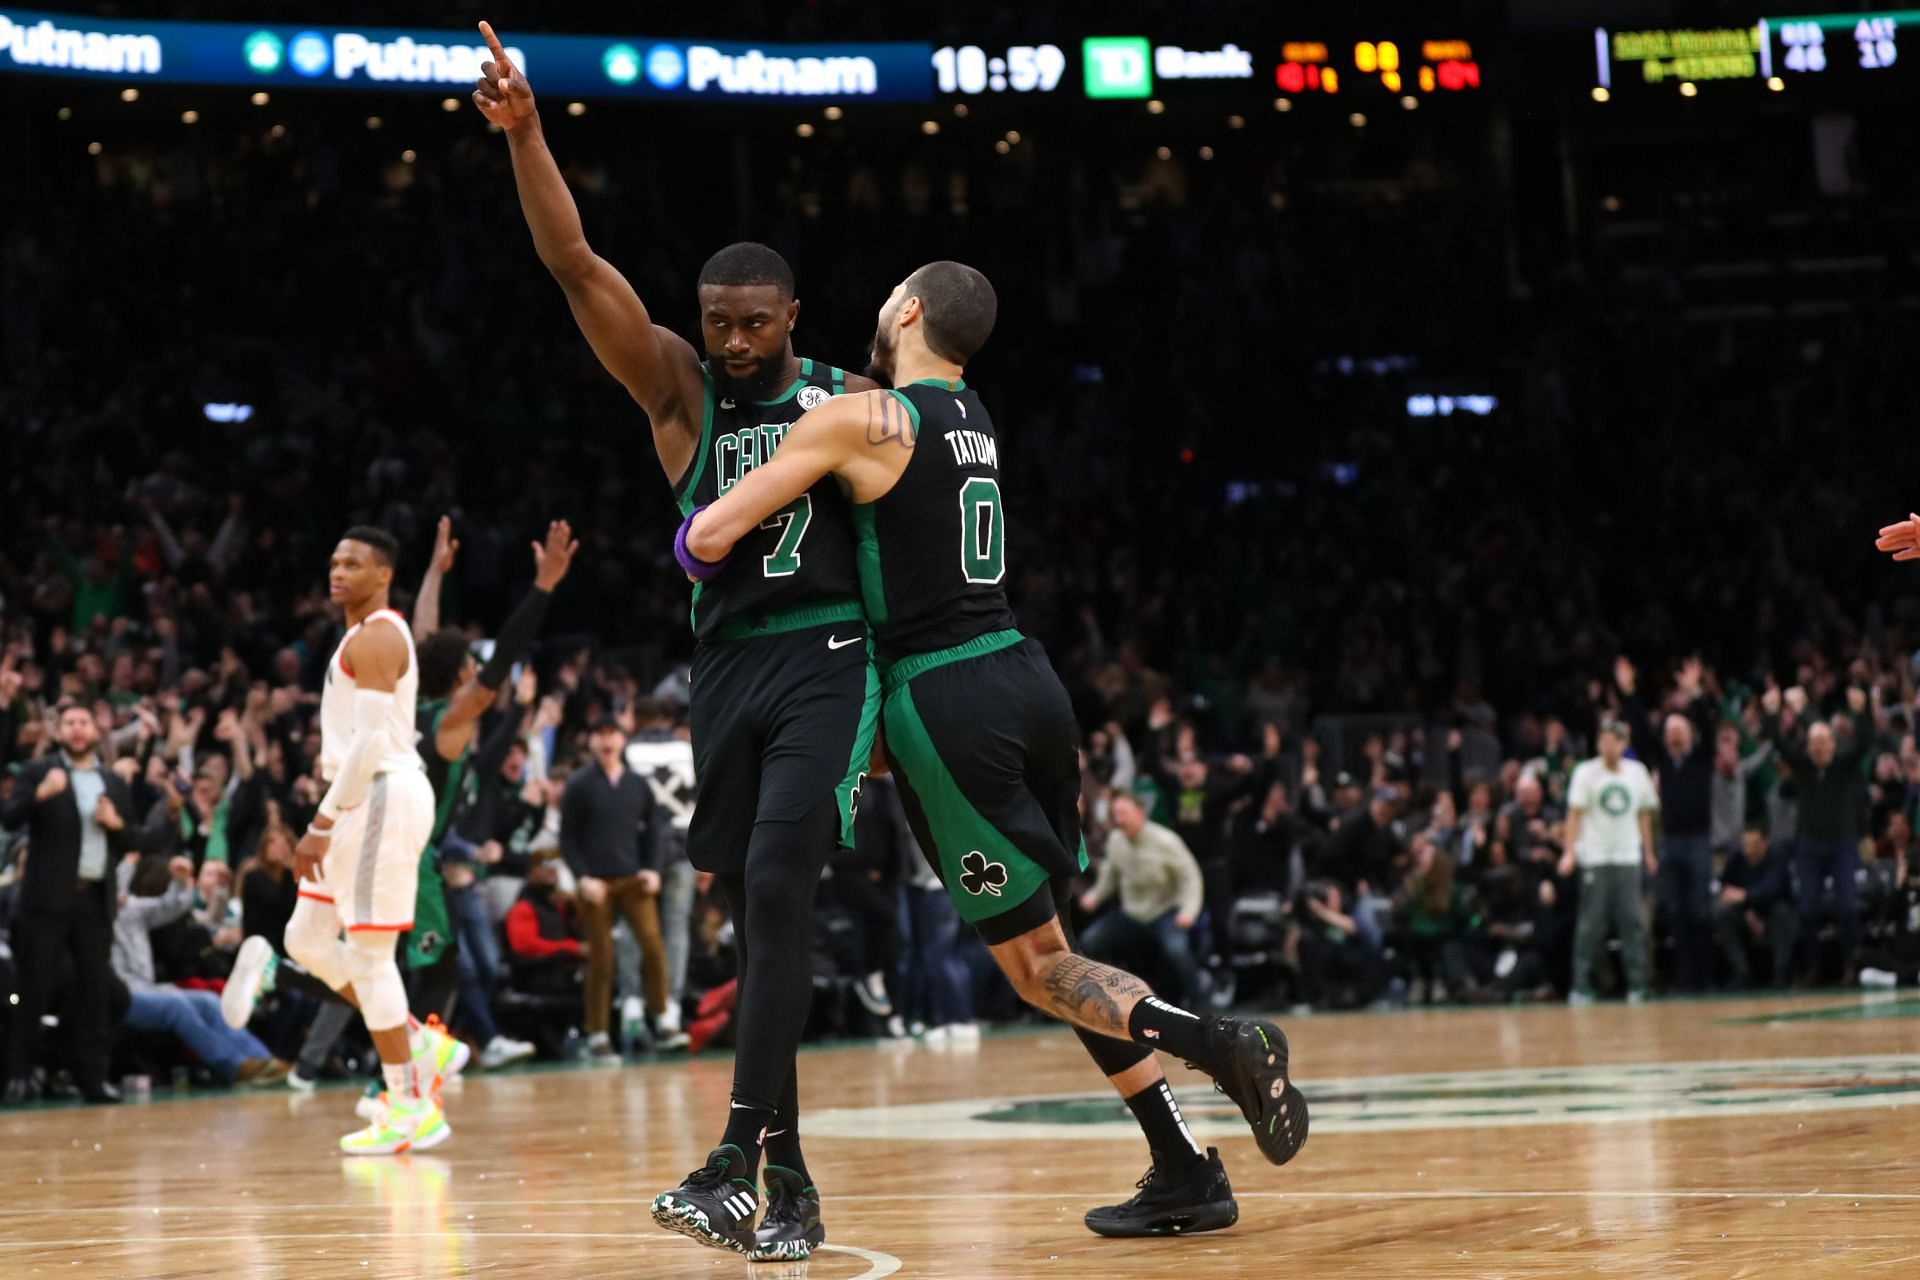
left=1596, top=11, right=1920, bottom=92
left=931, top=44, right=1066, bottom=94
left=1763, top=11, right=1913, bottom=79
left=1273, top=38, right=1481, bottom=95
left=1595, top=26, right=1762, bottom=87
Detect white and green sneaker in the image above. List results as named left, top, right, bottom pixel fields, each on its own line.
left=340, top=1094, right=450, bottom=1156
left=221, top=935, right=279, bottom=1029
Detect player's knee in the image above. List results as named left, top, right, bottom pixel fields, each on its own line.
left=1002, top=931, right=1071, bottom=1002
left=285, top=908, right=350, bottom=990
left=346, top=931, right=408, bottom=1032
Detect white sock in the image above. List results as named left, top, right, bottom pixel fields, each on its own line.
left=406, top=1016, right=424, bottom=1058
left=382, top=1062, right=414, bottom=1101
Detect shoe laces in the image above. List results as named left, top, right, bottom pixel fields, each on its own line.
left=684, top=1161, right=731, bottom=1192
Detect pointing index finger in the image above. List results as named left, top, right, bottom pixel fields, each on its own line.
left=479, top=20, right=511, bottom=70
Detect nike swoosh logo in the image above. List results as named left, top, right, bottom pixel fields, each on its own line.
left=827, top=635, right=862, bottom=650
left=720, top=398, right=736, bottom=409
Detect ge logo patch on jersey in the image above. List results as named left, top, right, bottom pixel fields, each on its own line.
left=798, top=385, right=831, bottom=410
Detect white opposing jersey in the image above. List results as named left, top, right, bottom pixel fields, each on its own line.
left=320, top=607, right=425, bottom=782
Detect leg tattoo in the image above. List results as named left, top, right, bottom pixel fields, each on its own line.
left=1039, top=954, right=1149, bottom=1036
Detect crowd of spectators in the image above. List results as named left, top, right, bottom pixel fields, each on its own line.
left=7, top=71, right=1920, bottom=1101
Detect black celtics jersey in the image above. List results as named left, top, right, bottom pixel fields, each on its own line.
left=853, top=377, right=1017, bottom=662
left=673, top=357, right=861, bottom=640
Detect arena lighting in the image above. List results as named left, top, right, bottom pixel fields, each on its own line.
left=795, top=121, right=813, bottom=137
left=86, top=139, right=100, bottom=153
left=1145, top=97, right=1165, bottom=113
left=119, top=86, right=136, bottom=100
left=1349, top=111, right=1367, bottom=126
left=1407, top=394, right=1498, bottom=418
left=56, top=104, right=70, bottom=118
left=180, top=108, right=196, bottom=122
left=994, top=139, right=1009, bottom=153
left=400, top=148, right=415, bottom=162
left=920, top=118, right=938, bottom=133
left=951, top=101, right=967, bottom=116
left=1592, top=85, right=1610, bottom=102
left=1198, top=145, right=1214, bottom=159
left=439, top=96, right=458, bottom=110
left=250, top=90, right=269, bottom=104
left=1768, top=75, right=1786, bottom=89
left=202, top=403, right=254, bottom=423
left=565, top=100, right=585, bottom=115
left=823, top=105, right=842, bottom=119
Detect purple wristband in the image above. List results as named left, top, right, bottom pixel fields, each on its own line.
left=674, top=506, right=730, bottom=581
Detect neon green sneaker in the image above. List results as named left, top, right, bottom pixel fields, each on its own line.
left=340, top=1094, right=451, bottom=1156
left=413, top=1016, right=471, bottom=1089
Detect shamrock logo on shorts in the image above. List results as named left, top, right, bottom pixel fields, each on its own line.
left=960, top=850, right=1008, bottom=897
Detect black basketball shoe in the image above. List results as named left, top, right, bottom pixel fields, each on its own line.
left=1196, top=1017, right=1309, bottom=1166
left=748, top=1164, right=825, bottom=1261
left=1084, top=1148, right=1238, bottom=1238
left=650, top=1145, right=760, bottom=1253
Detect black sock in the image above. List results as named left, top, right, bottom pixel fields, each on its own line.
left=720, top=1099, right=774, bottom=1182
left=1127, top=994, right=1212, bottom=1064
left=1125, top=1080, right=1206, bottom=1171
left=763, top=1070, right=810, bottom=1186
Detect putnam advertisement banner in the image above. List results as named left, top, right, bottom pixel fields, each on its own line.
left=0, top=8, right=933, bottom=101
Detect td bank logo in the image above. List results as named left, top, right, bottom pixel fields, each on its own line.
left=1083, top=36, right=1151, bottom=98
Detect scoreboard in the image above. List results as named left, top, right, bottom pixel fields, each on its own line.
left=1596, top=9, right=1920, bottom=92
left=1764, top=12, right=1914, bottom=79
left=1273, top=37, right=1482, bottom=96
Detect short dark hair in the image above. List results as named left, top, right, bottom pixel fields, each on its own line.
left=698, top=242, right=795, bottom=299
left=417, top=629, right=473, bottom=701
left=903, top=260, right=996, bottom=364
left=52, top=698, right=87, bottom=719
left=341, top=525, right=400, bottom=569
left=590, top=715, right=626, bottom=737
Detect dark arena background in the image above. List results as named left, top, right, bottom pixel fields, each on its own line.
left=6, top=2, right=1920, bottom=1276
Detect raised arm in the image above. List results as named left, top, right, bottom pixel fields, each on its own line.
left=474, top=22, right=705, bottom=481
left=414, top=515, right=458, bottom=637
left=682, top=392, right=897, bottom=564
left=439, top=521, right=577, bottom=751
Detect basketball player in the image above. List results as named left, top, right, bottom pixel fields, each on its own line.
left=475, top=25, right=878, bottom=1260
left=284, top=527, right=449, bottom=1155
left=679, top=264, right=1309, bottom=1237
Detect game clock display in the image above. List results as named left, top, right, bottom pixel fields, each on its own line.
left=931, top=44, right=1067, bottom=94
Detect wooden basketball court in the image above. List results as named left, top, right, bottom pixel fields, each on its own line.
left=5, top=993, right=1920, bottom=1277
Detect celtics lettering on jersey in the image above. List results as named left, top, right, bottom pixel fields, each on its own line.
left=672, top=358, right=862, bottom=639
left=852, top=378, right=1018, bottom=661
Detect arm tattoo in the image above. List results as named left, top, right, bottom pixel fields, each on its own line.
left=865, top=392, right=917, bottom=448
left=1039, top=954, right=1148, bottom=1035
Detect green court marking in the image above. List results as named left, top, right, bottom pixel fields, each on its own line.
left=1720, top=994, right=1920, bottom=1024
